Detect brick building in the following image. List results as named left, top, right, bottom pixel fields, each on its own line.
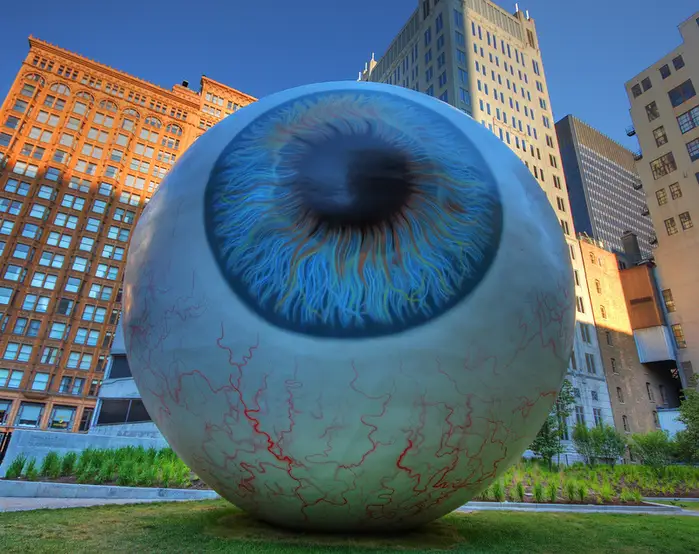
left=578, top=236, right=682, bottom=434
left=0, top=37, right=255, bottom=441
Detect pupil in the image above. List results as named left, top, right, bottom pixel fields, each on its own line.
left=292, top=133, right=415, bottom=231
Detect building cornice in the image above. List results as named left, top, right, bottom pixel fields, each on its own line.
left=28, top=36, right=201, bottom=110
left=200, top=75, right=257, bottom=102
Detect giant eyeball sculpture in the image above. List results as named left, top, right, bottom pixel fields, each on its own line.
left=123, top=82, right=575, bottom=532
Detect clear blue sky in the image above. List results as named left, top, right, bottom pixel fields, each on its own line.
left=1, top=0, right=696, bottom=149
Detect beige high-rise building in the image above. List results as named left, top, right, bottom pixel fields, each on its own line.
left=358, top=0, right=616, bottom=449
left=625, top=12, right=699, bottom=388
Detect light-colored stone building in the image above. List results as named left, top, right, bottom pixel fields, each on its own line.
left=358, top=0, right=615, bottom=448
left=625, top=11, right=699, bottom=388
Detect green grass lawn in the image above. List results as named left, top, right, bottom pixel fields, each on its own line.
left=1, top=500, right=697, bottom=553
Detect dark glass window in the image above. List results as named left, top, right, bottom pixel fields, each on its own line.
left=108, top=354, right=131, bottom=379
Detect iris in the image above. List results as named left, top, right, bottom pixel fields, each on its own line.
left=204, top=89, right=502, bottom=337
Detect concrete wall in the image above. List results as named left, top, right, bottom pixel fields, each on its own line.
left=0, top=429, right=168, bottom=478
left=658, top=408, right=686, bottom=437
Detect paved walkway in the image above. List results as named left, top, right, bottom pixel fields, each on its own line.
left=0, top=497, right=186, bottom=513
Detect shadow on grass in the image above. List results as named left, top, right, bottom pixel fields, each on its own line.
left=205, top=509, right=470, bottom=551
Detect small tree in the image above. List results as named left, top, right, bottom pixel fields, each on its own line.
left=572, top=423, right=597, bottom=466
left=529, top=379, right=576, bottom=468
left=555, top=379, right=576, bottom=466
left=675, top=385, right=699, bottom=463
left=590, top=424, right=626, bottom=466
left=530, top=413, right=560, bottom=470
left=629, top=430, right=673, bottom=474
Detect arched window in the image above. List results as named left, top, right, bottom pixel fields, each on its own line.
left=76, top=91, right=95, bottom=103
left=99, top=99, right=118, bottom=113
left=600, top=305, right=607, bottom=319
left=165, top=123, right=182, bottom=136
left=144, top=116, right=162, bottom=128
left=622, top=415, right=630, bottom=432
left=595, top=279, right=602, bottom=294
left=49, top=83, right=71, bottom=96
left=25, top=73, right=45, bottom=86
left=123, top=108, right=140, bottom=119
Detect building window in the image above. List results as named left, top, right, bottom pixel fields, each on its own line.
left=97, top=399, right=151, bottom=425
left=641, top=77, right=652, bottom=91
left=653, top=126, right=668, bottom=147
left=679, top=211, right=693, bottom=230
left=631, top=84, right=642, bottom=98
left=622, top=415, right=630, bottom=432
left=593, top=408, right=603, bottom=427
left=687, top=138, right=699, bottom=161
left=575, top=405, right=585, bottom=426
left=576, top=296, right=585, bottom=313
left=664, top=217, right=678, bottom=235
left=581, top=323, right=592, bottom=344
left=652, top=410, right=661, bottom=428
left=672, top=323, right=687, bottom=348
left=617, top=387, right=624, bottom=403
left=0, top=399, right=11, bottom=425
left=570, top=349, right=577, bottom=371
left=677, top=105, right=699, bottom=134
left=14, top=402, right=44, bottom=428
left=650, top=152, right=677, bottom=179
left=595, top=279, right=602, bottom=294
left=591, top=390, right=599, bottom=401
left=0, top=368, right=23, bottom=388
left=585, top=353, right=596, bottom=374
left=659, top=64, right=671, bottom=79
left=606, top=331, right=613, bottom=346
left=669, top=182, right=682, bottom=199
left=48, top=406, right=76, bottom=430
left=600, top=305, right=607, bottom=319
left=645, top=101, right=659, bottom=121
left=78, top=408, right=94, bottom=432
left=662, top=289, right=676, bottom=313
left=673, top=55, right=685, bottom=70
left=668, top=80, right=696, bottom=108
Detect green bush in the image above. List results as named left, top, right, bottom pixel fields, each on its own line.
left=629, top=431, right=674, bottom=474
left=547, top=480, right=558, bottom=503
left=572, top=424, right=597, bottom=466
left=590, top=424, right=627, bottom=466
left=4, top=454, right=27, bottom=479
left=24, top=458, right=38, bottom=481
left=61, top=452, right=77, bottom=476
left=40, top=452, right=62, bottom=479
left=492, top=480, right=505, bottom=502
left=533, top=481, right=544, bottom=503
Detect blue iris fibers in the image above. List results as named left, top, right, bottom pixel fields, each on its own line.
left=204, top=89, right=502, bottom=338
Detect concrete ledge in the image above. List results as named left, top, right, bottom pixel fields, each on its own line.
left=461, top=501, right=682, bottom=514
left=0, top=480, right=219, bottom=500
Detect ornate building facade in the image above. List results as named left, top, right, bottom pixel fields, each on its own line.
left=0, top=37, right=255, bottom=441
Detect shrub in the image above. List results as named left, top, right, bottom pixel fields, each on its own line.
left=577, top=481, right=587, bottom=503
left=599, top=482, right=614, bottom=503
left=565, top=480, right=577, bottom=502
left=630, top=431, right=674, bottom=474
left=24, top=458, right=38, bottom=481
left=590, top=424, right=627, bottom=466
left=4, top=454, right=27, bottom=479
left=619, top=488, right=635, bottom=503
left=533, top=481, right=544, bottom=503
left=492, top=480, right=505, bottom=502
left=61, top=452, right=77, bottom=476
left=547, top=481, right=558, bottom=503
left=572, top=424, right=597, bottom=466
left=515, top=481, right=525, bottom=502
left=40, top=452, right=61, bottom=479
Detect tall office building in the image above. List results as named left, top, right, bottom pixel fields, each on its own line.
left=0, top=37, right=255, bottom=440
left=358, top=0, right=616, bottom=446
left=556, top=115, right=655, bottom=261
left=625, top=12, right=699, bottom=387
